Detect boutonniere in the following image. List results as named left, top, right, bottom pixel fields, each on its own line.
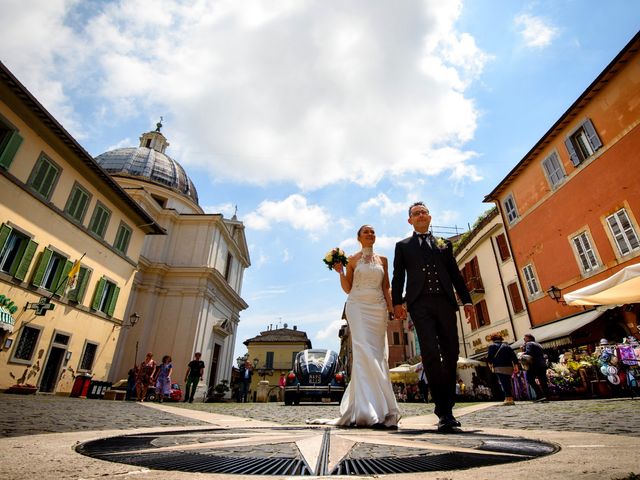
left=435, top=237, right=448, bottom=250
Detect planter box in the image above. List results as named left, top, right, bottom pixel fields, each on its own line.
left=6, top=385, right=37, bottom=395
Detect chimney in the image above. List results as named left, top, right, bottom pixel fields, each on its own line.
left=293, top=325, right=297, bottom=331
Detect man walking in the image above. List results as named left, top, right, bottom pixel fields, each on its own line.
left=392, top=201, right=475, bottom=432
left=183, top=352, right=205, bottom=403
left=523, top=334, right=550, bottom=402
left=239, top=360, right=253, bottom=403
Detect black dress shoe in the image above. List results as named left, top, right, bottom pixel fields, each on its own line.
left=372, top=423, right=398, bottom=430
left=437, top=414, right=461, bottom=432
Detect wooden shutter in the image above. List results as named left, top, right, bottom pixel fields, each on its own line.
left=0, top=131, right=23, bottom=169
left=106, top=285, right=120, bottom=316
left=31, top=247, right=53, bottom=287
left=69, top=267, right=90, bottom=303
left=469, top=304, right=478, bottom=330
left=14, top=240, right=38, bottom=280
left=507, top=282, right=524, bottom=313
left=583, top=119, right=602, bottom=151
left=564, top=138, right=580, bottom=166
left=477, top=299, right=490, bottom=326
left=56, top=260, right=73, bottom=294
left=0, top=224, right=12, bottom=251
left=92, top=277, right=106, bottom=310
left=495, top=234, right=510, bottom=261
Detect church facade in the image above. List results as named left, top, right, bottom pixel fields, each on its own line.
left=99, top=124, right=250, bottom=400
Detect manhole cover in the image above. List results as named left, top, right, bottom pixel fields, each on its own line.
left=76, top=426, right=559, bottom=476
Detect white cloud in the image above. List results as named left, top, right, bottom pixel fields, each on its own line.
left=203, top=202, right=236, bottom=217
left=358, top=193, right=406, bottom=217
left=244, top=194, right=331, bottom=233
left=315, top=318, right=345, bottom=342
left=514, top=13, right=558, bottom=48
left=0, top=0, right=486, bottom=190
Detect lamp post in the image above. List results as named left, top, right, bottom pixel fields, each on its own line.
left=126, top=312, right=140, bottom=328
left=546, top=286, right=563, bottom=303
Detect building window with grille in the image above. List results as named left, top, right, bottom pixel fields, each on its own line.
left=91, top=277, right=120, bottom=316
left=64, top=183, right=91, bottom=223
left=564, top=119, right=602, bottom=167
left=0, top=224, right=38, bottom=281
left=78, top=342, right=98, bottom=372
left=542, top=152, right=566, bottom=188
left=0, top=118, right=23, bottom=170
left=11, top=325, right=42, bottom=363
left=522, top=264, right=540, bottom=296
left=113, top=222, right=132, bottom=255
left=393, top=331, right=400, bottom=345
left=572, top=232, right=600, bottom=274
left=88, top=202, right=111, bottom=238
left=503, top=194, right=519, bottom=224
left=28, top=154, right=60, bottom=200
left=606, top=208, right=640, bottom=257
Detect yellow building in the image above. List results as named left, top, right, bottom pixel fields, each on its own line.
left=0, top=61, right=164, bottom=393
left=243, top=325, right=311, bottom=401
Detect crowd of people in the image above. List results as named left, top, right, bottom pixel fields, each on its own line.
left=126, top=352, right=205, bottom=403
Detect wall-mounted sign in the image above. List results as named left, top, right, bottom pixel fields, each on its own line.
left=485, top=329, right=509, bottom=342
left=0, top=294, right=18, bottom=314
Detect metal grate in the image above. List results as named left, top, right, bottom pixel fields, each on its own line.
left=76, top=427, right=558, bottom=476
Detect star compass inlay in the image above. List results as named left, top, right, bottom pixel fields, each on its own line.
left=76, top=425, right=559, bottom=476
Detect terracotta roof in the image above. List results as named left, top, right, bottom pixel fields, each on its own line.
left=244, top=327, right=312, bottom=347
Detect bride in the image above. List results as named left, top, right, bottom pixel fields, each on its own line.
left=310, top=225, right=400, bottom=428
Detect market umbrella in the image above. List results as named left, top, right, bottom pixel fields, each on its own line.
left=389, top=363, right=420, bottom=383
left=457, top=356, right=486, bottom=369
left=564, top=263, right=640, bottom=306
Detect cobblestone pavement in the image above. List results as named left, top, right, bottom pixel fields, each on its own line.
left=0, top=394, right=209, bottom=437
left=2, top=393, right=638, bottom=438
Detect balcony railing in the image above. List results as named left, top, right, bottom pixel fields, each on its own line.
left=466, top=276, right=485, bottom=294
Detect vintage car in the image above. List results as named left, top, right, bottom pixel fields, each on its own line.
left=284, top=349, right=347, bottom=405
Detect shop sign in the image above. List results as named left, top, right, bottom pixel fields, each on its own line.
left=472, top=338, right=483, bottom=347
left=485, top=329, right=509, bottom=342
left=0, top=294, right=19, bottom=314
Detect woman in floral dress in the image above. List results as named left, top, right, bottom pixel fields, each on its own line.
left=136, top=352, right=157, bottom=402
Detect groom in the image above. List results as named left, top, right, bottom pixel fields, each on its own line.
left=392, top=201, right=475, bottom=432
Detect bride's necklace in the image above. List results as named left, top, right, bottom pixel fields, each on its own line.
left=360, top=247, right=375, bottom=263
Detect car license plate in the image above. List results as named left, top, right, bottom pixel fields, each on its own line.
left=309, top=374, right=321, bottom=384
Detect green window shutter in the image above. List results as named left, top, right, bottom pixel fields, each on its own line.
left=106, top=285, right=120, bottom=316
left=57, top=260, right=73, bottom=294
left=91, top=277, right=106, bottom=310
left=31, top=247, right=53, bottom=287
left=0, top=131, right=23, bottom=169
left=73, top=268, right=90, bottom=304
left=0, top=224, right=12, bottom=252
left=14, top=240, right=38, bottom=281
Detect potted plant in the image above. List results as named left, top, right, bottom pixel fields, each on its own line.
left=209, top=379, right=230, bottom=402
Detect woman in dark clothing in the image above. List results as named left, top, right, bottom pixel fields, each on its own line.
left=487, top=334, right=519, bottom=405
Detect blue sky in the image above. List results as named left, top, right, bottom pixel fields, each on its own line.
left=1, top=1, right=638, bottom=357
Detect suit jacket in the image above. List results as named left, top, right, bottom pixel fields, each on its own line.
left=392, top=234, right=471, bottom=309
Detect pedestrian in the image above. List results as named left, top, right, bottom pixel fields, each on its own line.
left=456, top=378, right=466, bottom=399
left=239, top=360, right=253, bottom=403
left=418, top=365, right=429, bottom=403
left=183, top=352, right=205, bottom=403
left=135, top=352, right=157, bottom=402
left=523, top=333, right=550, bottom=402
left=278, top=372, right=286, bottom=402
left=154, top=355, right=173, bottom=402
left=125, top=367, right=137, bottom=401
left=391, top=201, right=475, bottom=432
left=487, top=334, right=519, bottom=405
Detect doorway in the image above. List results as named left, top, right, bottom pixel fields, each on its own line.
left=39, top=332, right=70, bottom=393
left=208, top=343, right=221, bottom=389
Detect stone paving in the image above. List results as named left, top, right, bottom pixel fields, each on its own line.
left=2, top=392, right=638, bottom=438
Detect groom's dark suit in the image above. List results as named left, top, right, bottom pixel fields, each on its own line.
left=392, top=232, right=471, bottom=420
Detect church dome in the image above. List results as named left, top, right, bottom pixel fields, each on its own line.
left=95, top=122, right=199, bottom=205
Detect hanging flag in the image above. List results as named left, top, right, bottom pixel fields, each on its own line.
left=66, top=259, right=82, bottom=291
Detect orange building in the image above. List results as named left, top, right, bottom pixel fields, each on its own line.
left=485, top=32, right=640, bottom=348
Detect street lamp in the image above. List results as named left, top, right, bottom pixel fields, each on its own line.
left=125, top=312, right=140, bottom=328
left=546, top=286, right=563, bottom=303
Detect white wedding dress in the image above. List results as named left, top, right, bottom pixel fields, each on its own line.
left=309, top=249, right=400, bottom=427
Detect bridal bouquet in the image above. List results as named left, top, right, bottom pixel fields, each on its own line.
left=323, top=248, right=348, bottom=270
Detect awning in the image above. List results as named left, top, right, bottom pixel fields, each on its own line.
left=564, top=263, right=640, bottom=306
left=510, top=309, right=604, bottom=349
left=0, top=306, right=15, bottom=333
